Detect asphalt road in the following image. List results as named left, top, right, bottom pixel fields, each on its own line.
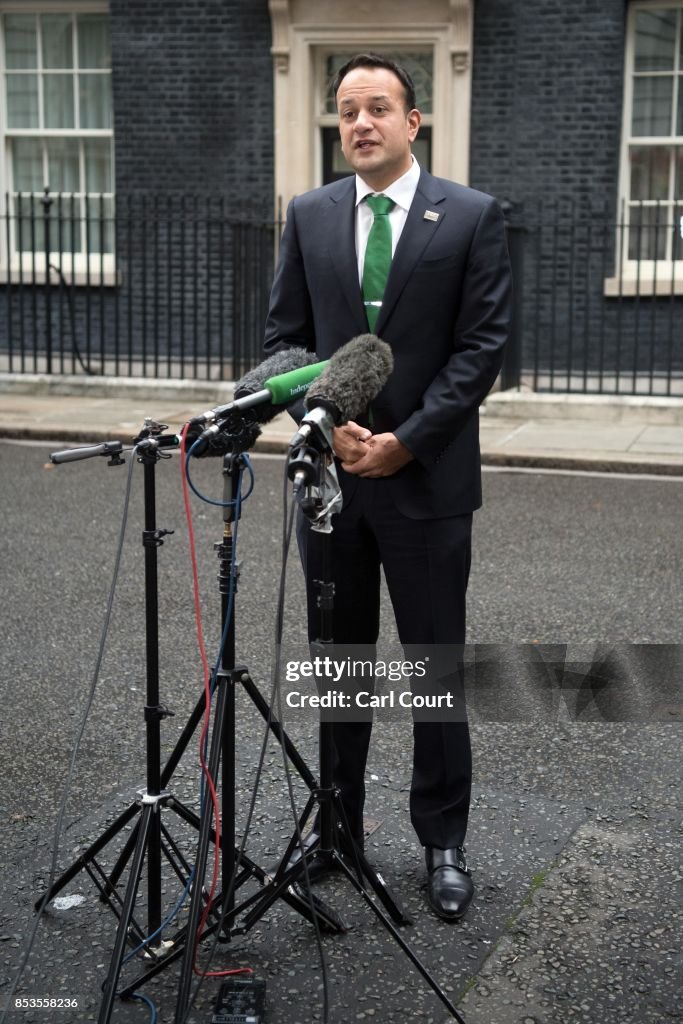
left=1, top=440, right=681, bottom=1024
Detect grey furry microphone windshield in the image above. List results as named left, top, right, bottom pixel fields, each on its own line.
left=288, top=335, right=393, bottom=450
left=304, top=334, right=394, bottom=423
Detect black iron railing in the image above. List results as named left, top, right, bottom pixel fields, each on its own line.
left=1, top=190, right=280, bottom=379
left=501, top=199, right=683, bottom=396
left=1, top=192, right=682, bottom=394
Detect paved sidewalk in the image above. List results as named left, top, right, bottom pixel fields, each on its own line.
left=1, top=373, right=682, bottom=473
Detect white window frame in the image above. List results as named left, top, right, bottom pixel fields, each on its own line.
left=609, top=0, right=683, bottom=295
left=0, top=0, right=114, bottom=284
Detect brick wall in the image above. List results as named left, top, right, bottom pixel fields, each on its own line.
left=470, top=0, right=626, bottom=207
left=110, top=0, right=274, bottom=211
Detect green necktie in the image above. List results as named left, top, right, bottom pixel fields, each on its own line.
left=362, top=194, right=395, bottom=331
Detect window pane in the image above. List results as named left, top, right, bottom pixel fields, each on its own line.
left=678, top=77, right=683, bottom=136
left=634, top=10, right=676, bottom=72
left=86, top=196, right=115, bottom=254
left=77, top=15, right=111, bottom=69
left=676, top=149, right=683, bottom=200
left=12, top=138, right=44, bottom=192
left=632, top=76, right=673, bottom=135
left=79, top=73, right=112, bottom=128
left=41, top=14, right=73, bottom=69
left=412, top=134, right=431, bottom=170
left=44, top=74, right=75, bottom=128
left=84, top=138, right=113, bottom=193
left=672, top=205, right=683, bottom=261
left=4, top=14, right=37, bottom=70
left=6, top=73, right=39, bottom=128
left=15, top=197, right=45, bottom=254
left=47, top=138, right=80, bottom=192
left=628, top=204, right=668, bottom=260
left=630, top=145, right=671, bottom=199
left=50, top=195, right=82, bottom=255
left=323, top=51, right=433, bottom=114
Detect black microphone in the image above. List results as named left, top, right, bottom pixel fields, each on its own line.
left=190, top=348, right=322, bottom=429
left=289, top=334, right=393, bottom=449
left=189, top=349, right=325, bottom=456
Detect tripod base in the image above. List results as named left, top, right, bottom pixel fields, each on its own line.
left=260, top=795, right=411, bottom=928
left=262, top=791, right=466, bottom=1023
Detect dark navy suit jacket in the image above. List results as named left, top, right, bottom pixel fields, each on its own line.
left=264, top=168, right=512, bottom=518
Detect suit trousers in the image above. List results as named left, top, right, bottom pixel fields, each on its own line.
left=297, top=474, right=473, bottom=850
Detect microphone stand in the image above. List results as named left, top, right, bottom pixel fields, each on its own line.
left=40, top=422, right=217, bottom=1024
left=267, top=426, right=468, bottom=1024
left=169, top=442, right=345, bottom=1024
left=40, top=421, right=341, bottom=1023
left=102, top=428, right=343, bottom=1020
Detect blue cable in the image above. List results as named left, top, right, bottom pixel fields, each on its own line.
left=131, top=992, right=157, bottom=1023
left=122, top=868, right=195, bottom=964
left=184, top=443, right=255, bottom=506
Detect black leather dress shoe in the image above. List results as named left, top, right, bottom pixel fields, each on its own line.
left=425, top=846, right=474, bottom=921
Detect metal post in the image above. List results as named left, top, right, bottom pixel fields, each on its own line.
left=501, top=198, right=525, bottom=391
left=41, top=188, right=53, bottom=375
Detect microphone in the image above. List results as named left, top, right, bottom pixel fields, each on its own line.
left=189, top=349, right=326, bottom=456
left=289, top=334, right=393, bottom=449
left=190, top=349, right=325, bottom=429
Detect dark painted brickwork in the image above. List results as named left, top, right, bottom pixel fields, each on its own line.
left=110, top=0, right=274, bottom=211
left=470, top=0, right=626, bottom=207
left=470, top=1, right=681, bottom=387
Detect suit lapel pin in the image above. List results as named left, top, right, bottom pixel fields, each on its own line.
left=423, top=210, right=439, bottom=222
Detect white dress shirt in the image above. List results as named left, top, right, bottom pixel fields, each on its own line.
left=354, top=156, right=421, bottom=283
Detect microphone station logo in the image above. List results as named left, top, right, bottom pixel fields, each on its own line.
left=288, top=382, right=312, bottom=396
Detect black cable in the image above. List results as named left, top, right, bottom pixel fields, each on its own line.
left=49, top=262, right=97, bottom=376
left=270, top=463, right=330, bottom=1023
left=181, top=459, right=330, bottom=1024
left=0, top=449, right=136, bottom=1023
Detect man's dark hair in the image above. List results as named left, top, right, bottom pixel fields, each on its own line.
left=333, top=53, right=417, bottom=112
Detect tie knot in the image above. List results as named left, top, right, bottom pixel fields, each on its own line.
left=365, top=194, right=395, bottom=217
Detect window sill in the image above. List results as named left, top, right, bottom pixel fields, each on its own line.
left=603, top=276, right=683, bottom=297
left=0, top=267, right=120, bottom=287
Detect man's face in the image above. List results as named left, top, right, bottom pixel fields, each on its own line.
left=337, top=66, right=421, bottom=191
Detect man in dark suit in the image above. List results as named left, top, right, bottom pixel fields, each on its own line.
left=264, top=54, right=511, bottom=920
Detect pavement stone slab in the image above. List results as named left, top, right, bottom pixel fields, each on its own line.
left=497, top=422, right=646, bottom=453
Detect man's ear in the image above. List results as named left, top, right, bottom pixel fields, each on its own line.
left=407, top=108, right=421, bottom=141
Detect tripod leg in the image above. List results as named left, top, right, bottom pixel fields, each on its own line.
left=333, top=856, right=466, bottom=1024
left=334, top=797, right=412, bottom=926
left=240, top=673, right=317, bottom=791
left=98, top=802, right=156, bottom=1024
left=35, top=802, right=139, bottom=911
left=160, top=688, right=207, bottom=789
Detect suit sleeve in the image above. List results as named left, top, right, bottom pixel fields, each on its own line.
left=264, top=198, right=316, bottom=358
left=263, top=199, right=316, bottom=423
left=393, top=198, right=512, bottom=468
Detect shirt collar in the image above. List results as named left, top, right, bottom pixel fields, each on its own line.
left=355, top=156, right=421, bottom=212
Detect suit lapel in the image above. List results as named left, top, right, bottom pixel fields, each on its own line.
left=376, top=170, right=447, bottom=335
left=324, top=178, right=367, bottom=333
